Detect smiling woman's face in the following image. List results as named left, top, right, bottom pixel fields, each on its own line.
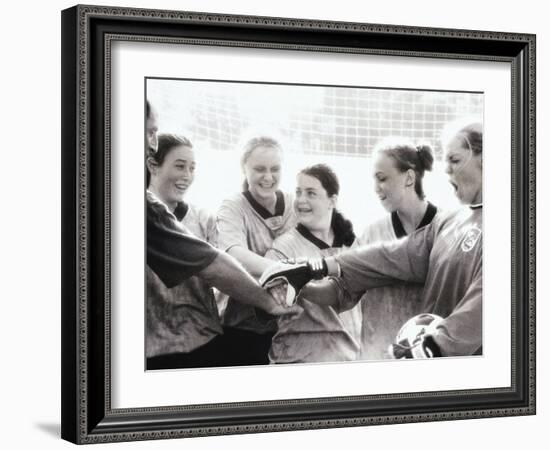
left=243, top=146, right=282, bottom=200
left=294, top=173, right=335, bottom=232
left=153, top=145, right=195, bottom=210
left=373, top=152, right=409, bottom=213
left=444, top=136, right=482, bottom=205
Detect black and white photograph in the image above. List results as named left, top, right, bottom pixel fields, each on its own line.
left=145, top=78, right=484, bottom=370
left=56, top=3, right=537, bottom=445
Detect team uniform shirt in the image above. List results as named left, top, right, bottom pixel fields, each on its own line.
left=146, top=191, right=222, bottom=358
left=175, top=201, right=217, bottom=245
left=357, top=203, right=438, bottom=360
left=147, top=191, right=218, bottom=288
left=217, top=190, right=297, bottom=333
left=175, top=200, right=226, bottom=317
left=332, top=205, right=482, bottom=357
left=265, top=225, right=361, bottom=364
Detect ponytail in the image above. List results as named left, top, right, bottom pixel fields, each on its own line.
left=331, top=209, right=356, bottom=247
left=416, top=144, right=434, bottom=172
left=374, top=138, right=434, bottom=200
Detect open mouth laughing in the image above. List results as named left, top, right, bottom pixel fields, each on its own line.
left=296, top=206, right=313, bottom=214
left=175, top=183, right=189, bottom=192
left=259, top=182, right=276, bottom=189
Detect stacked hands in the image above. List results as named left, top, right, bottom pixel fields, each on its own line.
left=260, top=260, right=443, bottom=359
left=261, top=262, right=443, bottom=359
left=260, top=258, right=328, bottom=308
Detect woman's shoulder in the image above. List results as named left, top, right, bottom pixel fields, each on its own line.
left=217, top=192, right=248, bottom=215
left=187, top=203, right=215, bottom=221
left=220, top=192, right=246, bottom=205
left=185, top=203, right=216, bottom=225
left=366, top=215, right=392, bottom=232
left=435, top=205, right=481, bottom=228
left=359, top=215, right=393, bottom=245
left=146, top=190, right=179, bottom=224
left=271, top=227, right=301, bottom=250
left=265, top=228, right=301, bottom=260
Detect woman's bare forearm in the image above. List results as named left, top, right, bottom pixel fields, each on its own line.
left=226, top=246, right=272, bottom=278
left=198, top=252, right=287, bottom=314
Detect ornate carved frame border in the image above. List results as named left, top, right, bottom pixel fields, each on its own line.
left=61, top=4, right=536, bottom=444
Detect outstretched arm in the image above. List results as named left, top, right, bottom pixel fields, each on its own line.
left=259, top=226, right=435, bottom=309
left=216, top=197, right=272, bottom=278
left=332, top=226, right=435, bottom=299
left=147, top=194, right=296, bottom=316
left=199, top=251, right=299, bottom=316
left=226, top=246, right=273, bottom=278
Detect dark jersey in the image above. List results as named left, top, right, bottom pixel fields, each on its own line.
left=146, top=191, right=218, bottom=288
left=332, top=206, right=482, bottom=356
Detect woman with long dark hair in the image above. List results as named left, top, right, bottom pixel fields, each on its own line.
left=265, top=164, right=361, bottom=363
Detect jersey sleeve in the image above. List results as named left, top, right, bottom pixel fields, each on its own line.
left=334, top=223, right=436, bottom=299
left=356, top=223, right=373, bottom=246
left=264, top=247, right=289, bottom=262
left=216, top=197, right=248, bottom=252
left=198, top=207, right=218, bottom=246
left=147, top=196, right=219, bottom=288
left=433, top=259, right=482, bottom=356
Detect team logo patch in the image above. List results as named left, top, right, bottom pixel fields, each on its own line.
left=461, top=226, right=482, bottom=252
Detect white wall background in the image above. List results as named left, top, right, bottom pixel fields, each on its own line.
left=0, top=0, right=545, bottom=448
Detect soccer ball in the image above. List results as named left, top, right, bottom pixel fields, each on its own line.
left=396, top=313, right=444, bottom=347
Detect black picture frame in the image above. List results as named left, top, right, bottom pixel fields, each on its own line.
left=61, top=4, right=536, bottom=444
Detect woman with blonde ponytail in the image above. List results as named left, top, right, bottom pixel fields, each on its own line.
left=216, top=136, right=297, bottom=365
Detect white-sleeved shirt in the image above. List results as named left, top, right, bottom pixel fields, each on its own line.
left=356, top=203, right=437, bottom=360
left=265, top=225, right=361, bottom=364
left=216, top=190, right=297, bottom=333
left=175, top=201, right=217, bottom=245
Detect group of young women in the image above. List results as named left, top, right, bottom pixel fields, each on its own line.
left=145, top=101, right=483, bottom=368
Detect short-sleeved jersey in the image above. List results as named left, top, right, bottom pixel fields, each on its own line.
left=357, top=203, right=438, bottom=360
left=217, top=191, right=297, bottom=333
left=146, top=192, right=222, bottom=358
left=174, top=201, right=217, bottom=245
left=146, top=191, right=218, bottom=288
left=333, top=206, right=482, bottom=357
left=265, top=225, right=361, bottom=364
